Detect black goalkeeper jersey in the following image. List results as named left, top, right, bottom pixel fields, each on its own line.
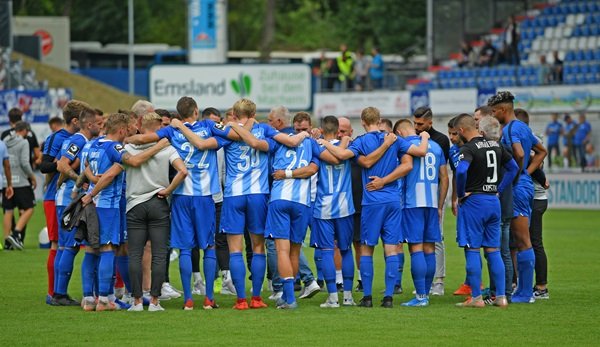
left=459, top=136, right=512, bottom=194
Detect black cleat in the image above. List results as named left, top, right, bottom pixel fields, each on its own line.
left=62, top=295, right=81, bottom=306
left=337, top=283, right=343, bottom=292
left=6, top=234, right=23, bottom=250
left=316, top=279, right=324, bottom=289
left=355, top=280, right=363, bottom=292
left=393, top=285, right=403, bottom=295
left=358, top=296, right=373, bottom=308
left=381, top=296, right=393, bottom=308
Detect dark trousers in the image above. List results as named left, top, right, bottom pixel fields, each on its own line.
left=127, top=196, right=170, bottom=298
left=529, top=199, right=548, bottom=286
left=547, top=143, right=559, bottom=168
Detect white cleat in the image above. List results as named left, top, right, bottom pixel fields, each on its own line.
left=127, top=303, right=143, bottom=312
left=268, top=291, right=283, bottom=301
left=299, top=280, right=321, bottom=299
left=320, top=299, right=340, bottom=308
left=343, top=298, right=357, bottom=306
left=148, top=302, right=165, bottom=312
left=221, top=271, right=237, bottom=296
left=160, top=282, right=181, bottom=300
left=192, top=279, right=206, bottom=296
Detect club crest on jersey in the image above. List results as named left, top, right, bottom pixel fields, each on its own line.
left=67, top=144, right=80, bottom=156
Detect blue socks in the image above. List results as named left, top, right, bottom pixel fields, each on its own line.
left=384, top=255, right=399, bottom=297
left=396, top=252, right=404, bottom=287
left=53, top=249, right=63, bottom=294
left=230, top=252, right=246, bottom=299
left=98, top=251, right=115, bottom=297
left=283, top=277, right=295, bottom=304
left=56, top=248, right=77, bottom=295
left=341, top=249, right=354, bottom=291
left=204, top=248, right=217, bottom=300
left=516, top=247, right=535, bottom=298
left=424, top=252, right=436, bottom=294
left=314, top=248, right=323, bottom=281
left=321, top=249, right=336, bottom=294
left=359, top=256, right=374, bottom=296
left=487, top=250, right=506, bottom=296
left=115, top=255, right=131, bottom=292
left=179, top=249, right=192, bottom=302
left=81, top=252, right=97, bottom=297
left=251, top=253, right=266, bottom=297
left=465, top=249, right=482, bottom=298
left=410, top=251, right=427, bottom=296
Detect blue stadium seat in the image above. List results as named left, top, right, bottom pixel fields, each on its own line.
left=584, top=73, right=596, bottom=84
left=564, top=64, right=573, bottom=75
left=564, top=73, right=575, bottom=84
left=571, top=64, right=581, bottom=74
left=565, top=51, right=575, bottom=62
left=595, top=13, right=600, bottom=24
left=591, top=25, right=599, bottom=36
left=581, top=25, right=590, bottom=37
left=573, top=26, right=582, bottom=37
left=584, top=50, right=594, bottom=60
left=580, top=63, right=590, bottom=74
left=575, top=50, right=585, bottom=61
left=575, top=73, right=585, bottom=84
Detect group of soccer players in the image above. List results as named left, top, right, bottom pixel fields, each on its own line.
left=37, top=89, right=546, bottom=311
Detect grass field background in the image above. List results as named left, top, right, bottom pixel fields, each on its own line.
left=1, top=208, right=599, bottom=346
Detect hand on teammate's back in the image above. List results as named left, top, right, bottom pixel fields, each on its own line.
left=272, top=170, right=286, bottom=180
left=366, top=176, right=384, bottom=191
left=384, top=132, right=396, bottom=146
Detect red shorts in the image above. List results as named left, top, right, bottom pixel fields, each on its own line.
left=44, top=200, right=58, bottom=242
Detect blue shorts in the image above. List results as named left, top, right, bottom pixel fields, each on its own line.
left=361, top=201, right=402, bottom=246
left=310, top=215, right=354, bottom=250
left=220, top=194, right=268, bottom=235
left=119, top=195, right=128, bottom=244
left=57, top=205, right=79, bottom=248
left=402, top=207, right=440, bottom=244
left=171, top=195, right=215, bottom=250
left=265, top=200, right=311, bottom=244
left=513, top=176, right=534, bottom=218
left=457, top=194, right=501, bottom=248
left=97, top=207, right=121, bottom=245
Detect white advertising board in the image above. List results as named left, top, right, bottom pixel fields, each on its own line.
left=313, top=91, right=410, bottom=118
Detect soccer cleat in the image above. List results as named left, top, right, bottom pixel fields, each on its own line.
left=192, top=279, right=206, bottom=296
left=45, top=294, right=52, bottom=305
left=493, top=296, right=509, bottom=308
left=114, top=298, right=131, bottom=310
left=401, top=297, right=429, bottom=307
left=275, top=296, right=286, bottom=307
left=203, top=297, right=219, bottom=310
left=183, top=299, right=194, bottom=311
left=6, top=234, right=23, bottom=250
left=276, top=301, right=298, bottom=309
left=128, top=303, right=143, bottom=312
left=294, top=279, right=302, bottom=292
left=121, top=293, right=133, bottom=305
left=233, top=298, right=249, bottom=310
left=160, top=282, right=181, bottom=300
left=320, top=298, right=340, bottom=308
left=533, top=287, right=549, bottom=300
left=483, top=295, right=496, bottom=306
left=453, top=283, right=472, bottom=296
left=430, top=283, right=444, bottom=296
left=221, top=274, right=237, bottom=296
left=337, top=283, right=343, bottom=292
left=250, top=297, right=268, bottom=309
left=316, top=279, right=324, bottom=289
left=343, top=298, right=357, bottom=306
left=358, top=296, right=373, bottom=308
left=96, top=300, right=117, bottom=311
left=148, top=302, right=165, bottom=312
left=381, top=296, right=393, bottom=308
left=456, top=296, right=485, bottom=308
left=511, top=295, right=535, bottom=304
left=394, top=285, right=403, bottom=295
left=114, top=287, right=125, bottom=299
left=299, top=280, right=321, bottom=299
left=355, top=280, right=363, bottom=292
left=82, top=298, right=96, bottom=312
left=268, top=291, right=283, bottom=301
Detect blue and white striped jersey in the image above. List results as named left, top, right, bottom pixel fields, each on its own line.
left=87, top=138, right=125, bottom=209
left=313, top=139, right=355, bottom=219
left=156, top=119, right=230, bottom=197
left=55, top=132, right=89, bottom=207
left=270, top=137, right=321, bottom=206
left=403, top=135, right=445, bottom=209
left=223, top=123, right=278, bottom=197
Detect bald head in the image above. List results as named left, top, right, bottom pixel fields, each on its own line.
left=337, top=116, right=353, bottom=138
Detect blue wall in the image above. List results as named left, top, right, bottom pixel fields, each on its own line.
left=75, top=68, right=150, bottom=97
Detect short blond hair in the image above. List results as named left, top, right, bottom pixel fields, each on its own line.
left=141, top=112, right=162, bottom=129
left=105, top=113, right=130, bottom=134
left=361, top=107, right=380, bottom=126
left=233, top=98, right=256, bottom=118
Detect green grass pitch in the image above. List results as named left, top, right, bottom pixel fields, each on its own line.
left=1, top=208, right=599, bottom=346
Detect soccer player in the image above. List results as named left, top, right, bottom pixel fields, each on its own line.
left=413, top=106, right=450, bottom=295
left=81, top=113, right=166, bottom=311
left=40, top=100, right=89, bottom=303
left=392, top=119, right=448, bottom=307
left=51, top=106, right=102, bottom=306
left=454, top=114, right=518, bottom=308
left=545, top=113, right=562, bottom=168
left=489, top=91, right=547, bottom=303
left=127, top=97, right=232, bottom=310
left=321, top=106, right=429, bottom=308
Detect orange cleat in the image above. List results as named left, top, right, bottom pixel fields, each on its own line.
left=183, top=299, right=194, bottom=311
left=453, top=283, right=472, bottom=296
left=203, top=297, right=219, bottom=310
left=233, top=298, right=249, bottom=310
left=456, top=296, right=485, bottom=308
left=250, top=296, right=268, bottom=309
left=95, top=300, right=117, bottom=311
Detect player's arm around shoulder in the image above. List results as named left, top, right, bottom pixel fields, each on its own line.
left=357, top=132, right=396, bottom=169
left=406, top=131, right=430, bottom=157
left=320, top=136, right=355, bottom=161
left=122, top=138, right=170, bottom=168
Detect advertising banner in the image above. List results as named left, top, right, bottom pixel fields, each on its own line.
left=188, top=0, right=227, bottom=63
left=506, top=84, right=600, bottom=113
left=0, top=88, right=71, bottom=126
left=547, top=173, right=600, bottom=210
left=149, top=64, right=312, bottom=111
left=313, top=91, right=410, bottom=118
left=429, top=89, right=478, bottom=115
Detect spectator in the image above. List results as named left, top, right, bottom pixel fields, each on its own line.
left=551, top=51, right=563, bottom=84
left=1, top=108, right=42, bottom=169
left=573, top=113, right=592, bottom=170
left=317, top=51, right=334, bottom=92
left=545, top=113, right=562, bottom=168
left=504, top=15, right=520, bottom=65
left=336, top=48, right=354, bottom=92
left=478, top=38, right=497, bottom=67
left=369, top=47, right=384, bottom=89
left=538, top=55, right=551, bottom=85
left=354, top=49, right=370, bottom=91
left=585, top=143, right=597, bottom=168
left=458, top=41, right=477, bottom=68
left=47, top=117, right=65, bottom=133
left=562, top=114, right=577, bottom=167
